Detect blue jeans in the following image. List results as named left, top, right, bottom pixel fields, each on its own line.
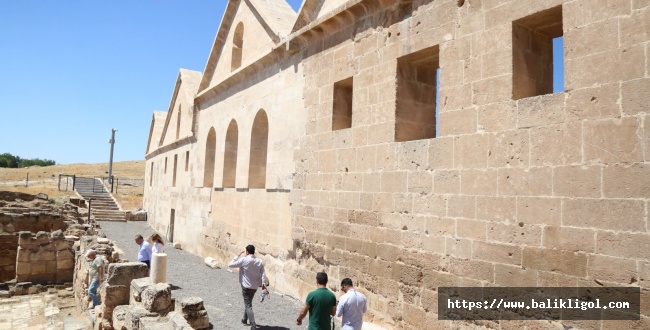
left=88, top=279, right=100, bottom=308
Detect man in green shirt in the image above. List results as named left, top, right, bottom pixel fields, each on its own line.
left=86, top=249, right=104, bottom=308
left=296, top=272, right=337, bottom=329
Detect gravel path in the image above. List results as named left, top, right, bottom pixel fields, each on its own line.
left=99, top=221, right=313, bottom=330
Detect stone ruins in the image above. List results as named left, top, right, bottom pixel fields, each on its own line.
left=144, top=0, right=650, bottom=328
left=1, top=190, right=210, bottom=330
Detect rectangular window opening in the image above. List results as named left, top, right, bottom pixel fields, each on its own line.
left=172, top=154, right=178, bottom=187
left=185, top=151, right=189, bottom=172
left=332, top=77, right=353, bottom=131
left=149, top=162, right=153, bottom=186
left=164, top=157, right=167, bottom=174
left=512, top=5, right=563, bottom=100
left=552, top=36, right=564, bottom=93
left=395, top=45, right=439, bottom=142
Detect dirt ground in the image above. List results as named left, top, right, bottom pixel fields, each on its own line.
left=0, top=161, right=145, bottom=211
left=0, top=289, right=91, bottom=330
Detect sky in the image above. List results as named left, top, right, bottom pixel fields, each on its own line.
left=0, top=1, right=563, bottom=165
left=0, top=0, right=303, bottom=165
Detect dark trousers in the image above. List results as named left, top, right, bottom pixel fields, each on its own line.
left=142, top=260, right=150, bottom=268
left=241, top=287, right=257, bottom=324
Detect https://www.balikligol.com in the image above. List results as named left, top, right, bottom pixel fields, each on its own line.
left=447, top=298, right=632, bottom=311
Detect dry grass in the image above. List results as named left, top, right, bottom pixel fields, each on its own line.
left=0, top=160, right=145, bottom=181
left=0, top=160, right=145, bottom=210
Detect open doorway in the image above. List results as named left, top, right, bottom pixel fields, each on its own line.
left=168, top=209, right=175, bottom=243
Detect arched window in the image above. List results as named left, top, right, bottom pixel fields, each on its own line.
left=223, top=120, right=239, bottom=188
left=248, top=110, right=269, bottom=189
left=175, top=105, right=182, bottom=140
left=203, top=127, right=216, bottom=187
left=231, top=22, right=244, bottom=71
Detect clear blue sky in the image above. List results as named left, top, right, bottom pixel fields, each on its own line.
left=0, top=0, right=303, bottom=165
left=0, top=1, right=563, bottom=165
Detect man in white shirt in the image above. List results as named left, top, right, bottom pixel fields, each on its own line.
left=336, top=278, right=367, bottom=330
left=228, top=245, right=266, bottom=330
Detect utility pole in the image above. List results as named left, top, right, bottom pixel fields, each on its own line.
left=108, top=128, right=117, bottom=184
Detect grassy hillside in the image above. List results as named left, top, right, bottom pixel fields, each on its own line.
left=0, top=160, right=145, bottom=210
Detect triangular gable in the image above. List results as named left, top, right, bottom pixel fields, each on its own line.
left=291, top=0, right=348, bottom=32
left=146, top=111, right=167, bottom=155
left=158, top=69, right=203, bottom=147
left=198, top=0, right=297, bottom=93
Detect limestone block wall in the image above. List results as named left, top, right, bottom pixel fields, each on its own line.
left=192, top=53, right=306, bottom=290
left=143, top=0, right=649, bottom=328
left=144, top=184, right=212, bottom=256
left=15, top=230, right=75, bottom=284
left=0, top=212, right=68, bottom=234
left=146, top=49, right=306, bottom=285
left=0, top=234, right=18, bottom=282
left=209, top=0, right=280, bottom=89
left=289, top=0, right=650, bottom=328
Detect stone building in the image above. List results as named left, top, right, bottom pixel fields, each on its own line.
left=144, top=0, right=650, bottom=328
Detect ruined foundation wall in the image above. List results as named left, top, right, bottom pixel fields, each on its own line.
left=15, top=231, right=76, bottom=284
left=0, top=234, right=18, bottom=282
left=0, top=212, right=68, bottom=234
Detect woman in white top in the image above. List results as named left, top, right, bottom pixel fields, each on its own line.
left=151, top=233, right=165, bottom=254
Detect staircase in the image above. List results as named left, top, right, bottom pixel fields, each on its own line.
left=74, top=177, right=126, bottom=222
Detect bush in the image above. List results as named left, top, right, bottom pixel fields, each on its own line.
left=0, top=153, right=55, bottom=168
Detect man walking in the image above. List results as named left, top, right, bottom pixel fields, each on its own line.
left=86, top=249, right=103, bottom=309
left=336, top=278, right=367, bottom=330
left=135, top=234, right=152, bottom=268
left=228, top=245, right=266, bottom=329
left=296, top=272, right=337, bottom=329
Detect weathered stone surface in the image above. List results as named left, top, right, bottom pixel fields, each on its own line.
left=125, top=209, right=147, bottom=221
left=203, top=257, right=219, bottom=269
left=100, top=284, right=130, bottom=308
left=107, top=262, right=149, bottom=286
left=141, top=283, right=172, bottom=314
left=130, top=277, right=153, bottom=305
left=112, top=305, right=129, bottom=330
left=125, top=306, right=158, bottom=330
left=182, top=309, right=209, bottom=330
left=177, top=296, right=204, bottom=312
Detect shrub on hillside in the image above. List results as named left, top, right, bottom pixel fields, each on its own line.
left=0, top=153, right=55, bottom=168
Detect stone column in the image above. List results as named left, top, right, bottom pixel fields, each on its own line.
left=150, top=253, right=167, bottom=284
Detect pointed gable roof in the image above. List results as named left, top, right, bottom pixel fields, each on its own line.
left=251, top=0, right=297, bottom=38
left=291, top=0, right=349, bottom=32
left=158, top=69, right=203, bottom=147
left=146, top=111, right=168, bottom=155
left=198, top=0, right=297, bottom=93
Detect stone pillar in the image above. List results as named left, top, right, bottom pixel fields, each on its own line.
left=150, top=253, right=167, bottom=284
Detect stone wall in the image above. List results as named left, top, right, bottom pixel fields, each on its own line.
left=143, top=0, right=650, bottom=328
left=291, top=0, right=650, bottom=328
left=15, top=230, right=75, bottom=284
left=0, top=234, right=18, bottom=282
left=0, top=212, right=68, bottom=234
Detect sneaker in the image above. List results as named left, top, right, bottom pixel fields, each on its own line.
left=241, top=319, right=248, bottom=325
left=250, top=323, right=256, bottom=330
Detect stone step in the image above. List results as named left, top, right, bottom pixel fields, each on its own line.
left=94, top=218, right=126, bottom=222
